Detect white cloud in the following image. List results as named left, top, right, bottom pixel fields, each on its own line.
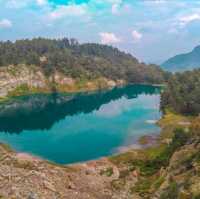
left=110, top=0, right=123, bottom=15
left=6, top=0, right=31, bottom=8
left=111, top=4, right=119, bottom=14
left=153, top=0, right=167, bottom=4
left=112, top=3, right=131, bottom=15
left=36, top=0, right=47, bottom=6
left=95, top=97, right=134, bottom=118
left=132, top=30, right=142, bottom=42
left=49, top=4, right=88, bottom=20
left=0, top=19, right=12, bottom=29
left=99, top=32, right=121, bottom=44
left=5, top=0, right=48, bottom=8
left=179, top=13, right=200, bottom=26
left=98, top=0, right=122, bottom=4
left=96, top=0, right=123, bottom=15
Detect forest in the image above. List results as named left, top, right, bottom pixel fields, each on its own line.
left=0, top=38, right=166, bottom=84
left=161, top=69, right=200, bottom=115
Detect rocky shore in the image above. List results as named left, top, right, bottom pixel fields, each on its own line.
left=0, top=143, right=140, bottom=199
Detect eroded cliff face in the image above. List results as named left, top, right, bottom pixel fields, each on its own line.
left=0, top=65, right=47, bottom=97
left=0, top=65, right=125, bottom=98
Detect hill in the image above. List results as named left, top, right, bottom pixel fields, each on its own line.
left=162, top=45, right=200, bottom=72
left=0, top=38, right=166, bottom=98
left=0, top=38, right=165, bottom=83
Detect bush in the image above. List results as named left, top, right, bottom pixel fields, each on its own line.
left=136, top=128, right=189, bottom=176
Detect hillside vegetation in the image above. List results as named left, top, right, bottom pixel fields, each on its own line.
left=0, top=38, right=165, bottom=84
left=161, top=69, right=200, bottom=115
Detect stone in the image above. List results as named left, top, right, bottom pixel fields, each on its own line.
left=43, top=180, right=56, bottom=192
left=27, top=192, right=39, bottom=199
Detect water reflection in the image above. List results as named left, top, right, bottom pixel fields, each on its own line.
left=95, top=96, right=136, bottom=118
left=0, top=85, right=160, bottom=133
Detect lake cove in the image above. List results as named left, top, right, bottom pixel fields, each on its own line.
left=0, top=85, right=161, bottom=164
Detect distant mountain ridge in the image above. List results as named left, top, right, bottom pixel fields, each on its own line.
left=162, top=45, right=200, bottom=72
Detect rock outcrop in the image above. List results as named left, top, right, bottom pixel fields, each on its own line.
left=153, top=140, right=200, bottom=199
left=0, top=65, right=126, bottom=98
left=0, top=144, right=139, bottom=199
left=0, top=65, right=47, bottom=97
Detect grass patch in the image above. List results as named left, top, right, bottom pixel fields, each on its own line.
left=193, top=194, right=200, bottom=199
left=158, top=110, right=192, bottom=140
left=7, top=83, right=51, bottom=97
left=152, top=176, right=165, bottom=190
left=110, top=128, right=189, bottom=177
left=131, top=177, right=152, bottom=197
left=8, top=84, right=30, bottom=97
left=109, top=150, right=146, bottom=166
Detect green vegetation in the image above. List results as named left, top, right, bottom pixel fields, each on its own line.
left=7, top=83, right=50, bottom=97
left=7, top=84, right=31, bottom=97
left=131, top=178, right=152, bottom=196
left=111, top=127, right=189, bottom=177
left=129, top=128, right=189, bottom=197
left=161, top=69, right=200, bottom=115
left=0, top=38, right=166, bottom=84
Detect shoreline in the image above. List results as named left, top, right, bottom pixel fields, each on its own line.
left=0, top=128, right=162, bottom=167
left=0, top=82, right=164, bottom=104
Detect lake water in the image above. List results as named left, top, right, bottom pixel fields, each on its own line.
left=0, top=85, right=161, bottom=164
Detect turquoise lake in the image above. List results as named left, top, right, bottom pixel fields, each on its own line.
left=0, top=85, right=161, bottom=164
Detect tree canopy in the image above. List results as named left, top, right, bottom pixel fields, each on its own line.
left=161, top=69, right=200, bottom=115
left=0, top=38, right=165, bottom=84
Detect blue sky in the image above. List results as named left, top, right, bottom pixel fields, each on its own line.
left=0, top=0, right=200, bottom=63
